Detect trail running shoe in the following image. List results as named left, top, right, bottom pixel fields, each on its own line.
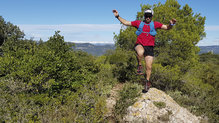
left=137, top=65, right=144, bottom=75
left=143, top=80, right=151, bottom=92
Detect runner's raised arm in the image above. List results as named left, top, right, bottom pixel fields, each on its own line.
left=161, top=18, right=177, bottom=30
left=112, top=9, right=132, bottom=26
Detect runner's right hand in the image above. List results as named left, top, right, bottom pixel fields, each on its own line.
left=112, top=9, right=119, bottom=16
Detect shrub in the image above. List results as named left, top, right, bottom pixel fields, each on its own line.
left=0, top=32, right=113, bottom=122
left=150, top=63, right=182, bottom=91
left=153, top=101, right=166, bottom=109
left=106, top=48, right=137, bottom=82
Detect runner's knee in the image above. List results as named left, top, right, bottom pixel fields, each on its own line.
left=137, top=50, right=144, bottom=57
left=135, top=45, right=144, bottom=57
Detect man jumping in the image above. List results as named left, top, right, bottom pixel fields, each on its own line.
left=112, top=9, right=176, bottom=92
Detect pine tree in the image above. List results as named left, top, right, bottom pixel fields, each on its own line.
left=0, top=16, right=24, bottom=46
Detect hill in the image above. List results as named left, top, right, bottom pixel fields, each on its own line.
left=70, top=43, right=219, bottom=56
left=71, top=43, right=115, bottom=56
left=199, top=45, right=219, bottom=54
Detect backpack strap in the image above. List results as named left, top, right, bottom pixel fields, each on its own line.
left=135, top=21, right=145, bottom=36
left=149, top=21, right=157, bottom=36
left=135, top=21, right=157, bottom=36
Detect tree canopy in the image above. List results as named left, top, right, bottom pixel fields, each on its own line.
left=0, top=16, right=24, bottom=46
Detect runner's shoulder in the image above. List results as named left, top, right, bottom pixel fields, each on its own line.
left=131, top=20, right=142, bottom=27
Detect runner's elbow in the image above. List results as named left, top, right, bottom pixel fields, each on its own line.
left=123, top=21, right=131, bottom=26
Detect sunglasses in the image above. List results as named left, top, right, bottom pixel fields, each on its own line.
left=144, top=13, right=152, bottom=18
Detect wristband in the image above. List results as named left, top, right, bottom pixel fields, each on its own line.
left=170, top=23, right=175, bottom=26
left=115, top=15, right=119, bottom=18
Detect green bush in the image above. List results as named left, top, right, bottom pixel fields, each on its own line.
left=199, top=53, right=219, bottom=89
left=166, top=63, right=218, bottom=123
left=95, top=55, right=118, bottom=95
left=153, top=101, right=166, bottom=109
left=0, top=77, right=109, bottom=122
left=106, top=48, right=137, bottom=82
left=0, top=32, right=100, bottom=94
left=151, top=60, right=219, bottom=122
left=0, top=32, right=114, bottom=122
left=150, top=63, right=182, bottom=91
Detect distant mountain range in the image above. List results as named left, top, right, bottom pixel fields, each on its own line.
left=72, top=43, right=115, bottom=56
left=198, top=45, right=219, bottom=54
left=70, top=43, right=219, bottom=56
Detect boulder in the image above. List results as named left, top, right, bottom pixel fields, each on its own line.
left=123, top=88, right=202, bottom=123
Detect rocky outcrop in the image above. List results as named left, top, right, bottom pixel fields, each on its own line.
left=123, top=88, right=202, bottom=123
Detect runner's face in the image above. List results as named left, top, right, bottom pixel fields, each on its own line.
left=145, top=16, right=152, bottom=23
left=144, top=13, right=152, bottom=23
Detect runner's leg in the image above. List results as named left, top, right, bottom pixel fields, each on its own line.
left=144, top=55, right=153, bottom=81
left=135, top=44, right=144, bottom=65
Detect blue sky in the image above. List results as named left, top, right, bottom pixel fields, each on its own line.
left=1, top=0, right=219, bottom=46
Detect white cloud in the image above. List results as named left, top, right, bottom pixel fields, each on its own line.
left=197, top=25, right=219, bottom=46
left=205, top=25, right=219, bottom=31
left=18, top=24, right=121, bottom=32
left=69, top=40, right=115, bottom=44
left=18, top=24, right=121, bottom=43
left=198, top=37, right=219, bottom=46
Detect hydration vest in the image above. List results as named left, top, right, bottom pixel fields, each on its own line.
left=135, top=21, right=157, bottom=36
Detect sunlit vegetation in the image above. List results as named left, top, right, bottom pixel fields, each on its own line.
left=0, top=0, right=218, bottom=122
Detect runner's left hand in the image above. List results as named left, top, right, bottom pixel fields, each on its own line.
left=170, top=18, right=177, bottom=25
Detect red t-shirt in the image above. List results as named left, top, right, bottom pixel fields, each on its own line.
left=131, top=20, right=163, bottom=46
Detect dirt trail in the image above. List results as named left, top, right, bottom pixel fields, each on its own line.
left=105, top=83, right=124, bottom=122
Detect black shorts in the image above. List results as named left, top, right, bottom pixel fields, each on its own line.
left=134, top=44, right=154, bottom=56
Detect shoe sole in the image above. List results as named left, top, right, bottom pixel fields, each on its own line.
left=136, top=73, right=144, bottom=75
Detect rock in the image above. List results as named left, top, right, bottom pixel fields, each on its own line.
left=123, top=88, right=202, bottom=123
